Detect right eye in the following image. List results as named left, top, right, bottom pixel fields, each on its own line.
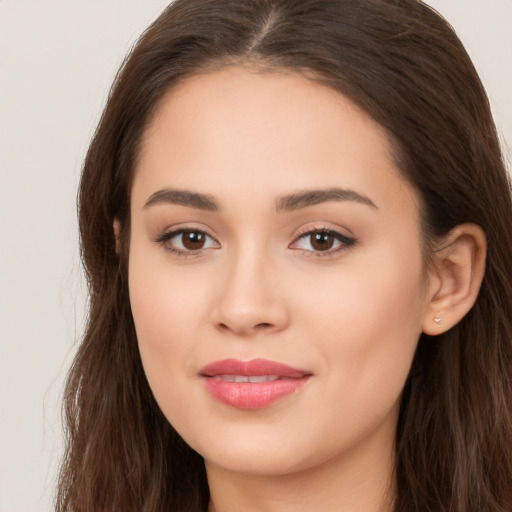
left=155, top=228, right=220, bottom=255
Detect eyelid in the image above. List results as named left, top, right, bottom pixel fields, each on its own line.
left=153, top=225, right=220, bottom=256
left=152, top=222, right=356, bottom=258
left=289, top=225, right=357, bottom=256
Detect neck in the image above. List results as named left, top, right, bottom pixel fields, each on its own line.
left=206, top=424, right=396, bottom=512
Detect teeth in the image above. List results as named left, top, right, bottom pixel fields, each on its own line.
left=247, top=375, right=280, bottom=383
left=213, top=375, right=280, bottom=383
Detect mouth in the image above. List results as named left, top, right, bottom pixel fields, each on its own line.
left=211, top=374, right=281, bottom=382
left=199, top=358, right=312, bottom=410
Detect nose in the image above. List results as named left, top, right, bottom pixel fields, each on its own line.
left=211, top=248, right=290, bottom=337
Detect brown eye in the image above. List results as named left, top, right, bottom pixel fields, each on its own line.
left=310, top=232, right=335, bottom=251
left=290, top=228, right=356, bottom=255
left=181, top=230, right=206, bottom=250
left=156, top=228, right=219, bottom=255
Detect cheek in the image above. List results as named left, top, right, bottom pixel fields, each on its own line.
left=305, top=243, right=426, bottom=411
left=127, top=244, right=207, bottom=404
left=128, top=234, right=210, bottom=342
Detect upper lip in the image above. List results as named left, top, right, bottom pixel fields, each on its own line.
left=199, top=358, right=311, bottom=378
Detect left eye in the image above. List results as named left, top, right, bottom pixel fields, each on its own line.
left=291, top=229, right=356, bottom=253
left=157, top=229, right=219, bottom=253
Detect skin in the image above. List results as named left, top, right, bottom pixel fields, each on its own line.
left=126, top=67, right=477, bottom=512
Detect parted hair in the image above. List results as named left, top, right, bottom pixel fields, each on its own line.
left=57, top=1, right=512, bottom=511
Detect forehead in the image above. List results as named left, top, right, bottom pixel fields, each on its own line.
left=141, top=65, right=392, bottom=161
left=133, top=66, right=417, bottom=216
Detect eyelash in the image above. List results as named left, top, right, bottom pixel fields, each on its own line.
left=154, top=227, right=219, bottom=257
left=291, top=227, right=357, bottom=257
left=154, top=226, right=357, bottom=258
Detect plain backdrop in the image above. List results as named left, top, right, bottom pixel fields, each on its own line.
left=0, top=1, right=510, bottom=511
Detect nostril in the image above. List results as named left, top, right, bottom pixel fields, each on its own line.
left=256, top=322, right=273, bottom=329
left=216, top=321, right=274, bottom=334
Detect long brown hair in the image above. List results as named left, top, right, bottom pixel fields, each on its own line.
left=57, top=1, right=512, bottom=510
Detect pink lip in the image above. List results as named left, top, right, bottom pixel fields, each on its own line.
left=199, top=358, right=312, bottom=410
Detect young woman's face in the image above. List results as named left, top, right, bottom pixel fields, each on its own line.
left=128, top=67, right=432, bottom=477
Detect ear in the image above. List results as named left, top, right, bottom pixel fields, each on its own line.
left=113, top=219, right=121, bottom=255
left=422, top=223, right=487, bottom=335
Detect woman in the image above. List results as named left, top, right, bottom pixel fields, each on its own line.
left=57, top=0, right=512, bottom=511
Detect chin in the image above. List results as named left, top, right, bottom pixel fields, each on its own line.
left=203, top=446, right=314, bottom=477
left=182, top=423, right=334, bottom=477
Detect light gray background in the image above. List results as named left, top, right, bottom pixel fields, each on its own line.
left=0, top=1, right=510, bottom=511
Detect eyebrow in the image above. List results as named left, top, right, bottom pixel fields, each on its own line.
left=143, top=188, right=220, bottom=211
left=276, top=188, right=377, bottom=212
left=143, top=186, right=377, bottom=212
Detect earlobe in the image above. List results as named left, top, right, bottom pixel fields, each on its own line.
left=422, top=223, right=487, bottom=335
left=113, top=219, right=121, bottom=255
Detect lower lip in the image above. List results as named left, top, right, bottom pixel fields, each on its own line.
left=202, top=377, right=310, bottom=410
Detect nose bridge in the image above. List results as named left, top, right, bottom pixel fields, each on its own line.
left=213, top=238, right=288, bottom=335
